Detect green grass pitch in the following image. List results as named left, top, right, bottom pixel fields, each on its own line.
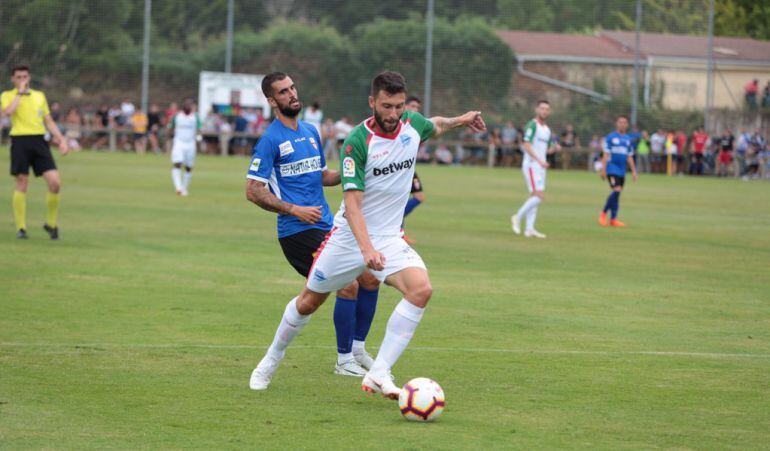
left=1, top=150, right=769, bottom=449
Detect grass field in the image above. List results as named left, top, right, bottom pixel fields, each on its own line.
left=1, top=149, right=769, bottom=449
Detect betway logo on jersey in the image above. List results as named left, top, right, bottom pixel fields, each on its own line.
left=372, top=158, right=415, bottom=176
left=279, top=156, right=323, bottom=177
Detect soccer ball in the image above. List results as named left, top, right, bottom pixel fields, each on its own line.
left=398, top=377, right=445, bottom=422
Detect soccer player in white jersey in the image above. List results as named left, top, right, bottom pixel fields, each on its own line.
left=511, top=100, right=558, bottom=239
left=249, top=71, right=486, bottom=398
left=169, top=99, right=200, bottom=196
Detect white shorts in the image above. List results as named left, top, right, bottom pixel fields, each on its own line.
left=171, top=143, right=197, bottom=167
left=306, top=229, right=427, bottom=293
left=522, top=164, right=546, bottom=193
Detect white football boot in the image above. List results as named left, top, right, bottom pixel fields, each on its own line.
left=353, top=350, right=375, bottom=371
left=511, top=214, right=521, bottom=235
left=524, top=229, right=547, bottom=239
left=249, top=353, right=282, bottom=391
left=334, top=357, right=367, bottom=377
left=361, top=370, right=402, bottom=400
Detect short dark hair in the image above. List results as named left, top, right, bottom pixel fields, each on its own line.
left=261, top=71, right=288, bottom=98
left=11, top=65, right=30, bottom=75
left=617, top=114, right=629, bottom=121
left=406, top=95, right=421, bottom=105
left=536, top=99, right=549, bottom=106
left=371, top=71, right=406, bottom=97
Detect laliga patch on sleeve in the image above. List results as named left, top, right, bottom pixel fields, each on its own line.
left=250, top=157, right=261, bottom=172
left=343, top=157, right=355, bottom=177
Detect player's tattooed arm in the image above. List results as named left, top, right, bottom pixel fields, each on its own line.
left=430, top=111, right=486, bottom=137
left=322, top=169, right=341, bottom=186
left=245, top=179, right=322, bottom=223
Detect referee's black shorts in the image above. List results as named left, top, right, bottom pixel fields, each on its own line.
left=278, top=228, right=332, bottom=277
left=10, top=135, right=57, bottom=177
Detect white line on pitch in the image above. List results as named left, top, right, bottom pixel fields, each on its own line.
left=1, top=342, right=768, bottom=360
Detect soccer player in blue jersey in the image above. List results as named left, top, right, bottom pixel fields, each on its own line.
left=245, top=72, right=381, bottom=383
left=599, top=115, right=638, bottom=227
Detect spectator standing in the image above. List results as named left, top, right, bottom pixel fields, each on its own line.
left=559, top=123, right=579, bottom=170
left=320, top=118, right=336, bottom=162
left=763, top=82, right=770, bottom=108
left=147, top=103, right=162, bottom=153
left=131, top=109, right=148, bottom=153
left=674, top=130, right=688, bottom=175
left=120, top=99, right=135, bottom=125
left=435, top=143, right=454, bottom=165
left=689, top=127, right=709, bottom=175
left=716, top=128, right=734, bottom=177
left=589, top=134, right=603, bottom=172
left=303, top=102, right=323, bottom=138
left=500, top=120, right=517, bottom=167
left=744, top=129, right=766, bottom=180
left=636, top=130, right=651, bottom=173
left=93, top=104, right=111, bottom=149
left=164, top=102, right=178, bottom=126
left=735, top=128, right=750, bottom=176
left=650, top=129, right=666, bottom=173
left=63, top=107, right=82, bottom=152
left=744, top=79, right=759, bottom=109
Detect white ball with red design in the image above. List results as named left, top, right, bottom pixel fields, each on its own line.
left=398, top=377, right=446, bottom=422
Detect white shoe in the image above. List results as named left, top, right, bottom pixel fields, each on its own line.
left=362, top=370, right=402, bottom=400
left=524, top=229, right=547, bottom=239
left=335, top=357, right=367, bottom=377
left=249, top=353, right=282, bottom=391
left=180, top=189, right=189, bottom=197
left=353, top=351, right=374, bottom=371
left=511, top=214, right=521, bottom=235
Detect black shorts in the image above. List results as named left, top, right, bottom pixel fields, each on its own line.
left=278, top=227, right=331, bottom=277
left=10, top=135, right=57, bottom=176
left=410, top=172, right=423, bottom=193
left=607, top=174, right=625, bottom=188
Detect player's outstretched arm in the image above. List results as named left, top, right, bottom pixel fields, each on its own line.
left=245, top=179, right=321, bottom=223
left=322, top=169, right=341, bottom=186
left=343, top=190, right=385, bottom=271
left=430, top=111, right=486, bottom=137
left=44, top=114, right=69, bottom=155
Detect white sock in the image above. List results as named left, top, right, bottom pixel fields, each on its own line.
left=266, top=297, right=311, bottom=360
left=516, top=196, right=540, bottom=218
left=182, top=171, right=192, bottom=190
left=171, top=168, right=182, bottom=192
left=352, top=340, right=366, bottom=355
left=337, top=352, right=353, bottom=364
left=370, top=299, right=424, bottom=374
left=526, top=205, right=539, bottom=231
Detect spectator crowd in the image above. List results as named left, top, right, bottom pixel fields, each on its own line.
left=1, top=98, right=768, bottom=180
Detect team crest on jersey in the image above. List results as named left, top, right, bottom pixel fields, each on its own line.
left=250, top=157, right=261, bottom=171
left=344, top=145, right=353, bottom=155
left=400, top=134, right=412, bottom=147
left=343, top=157, right=355, bottom=177
left=612, top=138, right=620, bottom=144
left=309, top=137, right=318, bottom=150
left=279, top=140, right=295, bottom=157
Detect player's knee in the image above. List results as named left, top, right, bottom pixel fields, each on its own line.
left=15, top=175, right=29, bottom=192
left=48, top=180, right=61, bottom=193
left=173, top=163, right=182, bottom=169
left=337, top=280, right=359, bottom=300
left=407, top=281, right=432, bottom=306
left=534, top=191, right=545, bottom=200
left=185, top=166, right=192, bottom=173
left=357, top=272, right=380, bottom=291
left=296, top=292, right=327, bottom=315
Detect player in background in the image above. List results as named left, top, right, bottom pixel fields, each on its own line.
left=1, top=65, right=69, bottom=239
left=511, top=100, right=556, bottom=239
left=246, top=72, right=380, bottom=379
left=169, top=99, right=200, bottom=196
left=599, top=115, right=638, bottom=227
left=248, top=71, right=485, bottom=398
left=401, top=96, right=426, bottom=244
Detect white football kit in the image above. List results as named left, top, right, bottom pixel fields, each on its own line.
left=171, top=112, right=199, bottom=167
left=306, top=111, right=435, bottom=293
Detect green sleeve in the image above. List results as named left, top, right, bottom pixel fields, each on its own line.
left=340, top=126, right=370, bottom=192
left=403, top=110, right=435, bottom=141
left=523, top=120, right=537, bottom=143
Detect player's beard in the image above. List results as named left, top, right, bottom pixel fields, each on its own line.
left=278, top=99, right=302, bottom=118
left=373, top=108, right=399, bottom=134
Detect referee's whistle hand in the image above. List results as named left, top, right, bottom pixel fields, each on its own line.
left=292, top=205, right=322, bottom=224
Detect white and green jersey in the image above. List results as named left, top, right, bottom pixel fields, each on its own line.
left=170, top=112, right=200, bottom=147
left=336, top=110, right=435, bottom=236
left=522, top=119, right=551, bottom=166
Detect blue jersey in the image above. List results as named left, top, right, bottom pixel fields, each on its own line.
left=604, top=132, right=634, bottom=176
left=247, top=119, right=333, bottom=238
